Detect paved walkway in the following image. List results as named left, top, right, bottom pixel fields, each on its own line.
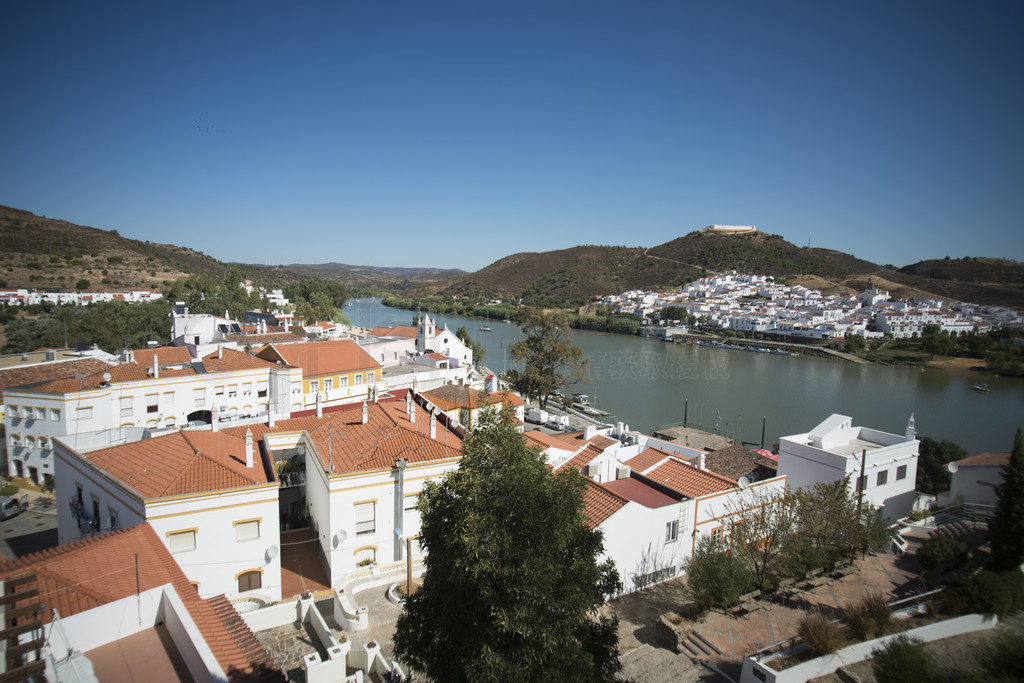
left=280, top=527, right=331, bottom=598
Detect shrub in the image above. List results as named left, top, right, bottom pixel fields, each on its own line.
left=916, top=534, right=967, bottom=570
left=75, top=279, right=90, bottom=290
left=870, top=634, right=939, bottom=683
left=106, top=255, right=123, bottom=264
left=0, top=485, right=18, bottom=496
left=797, top=611, right=844, bottom=656
left=844, top=592, right=893, bottom=640
left=945, top=570, right=1015, bottom=616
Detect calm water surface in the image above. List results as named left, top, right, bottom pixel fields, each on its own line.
left=346, top=298, right=1024, bottom=454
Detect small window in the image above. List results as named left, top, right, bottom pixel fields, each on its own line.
left=876, top=470, right=888, bottom=486
left=76, top=407, right=92, bottom=420
left=324, top=378, right=333, bottom=391
left=215, top=385, right=225, bottom=397
left=168, top=530, right=196, bottom=553
left=339, top=376, right=348, bottom=389
left=354, top=374, right=363, bottom=386
left=257, top=381, right=268, bottom=398
left=291, top=383, right=301, bottom=395
left=9, top=434, right=21, bottom=447
left=39, top=437, right=49, bottom=449
left=309, top=380, right=319, bottom=392
left=120, top=396, right=133, bottom=417
left=896, top=465, right=908, bottom=480
left=51, top=408, right=61, bottom=421
left=242, top=382, right=252, bottom=396
left=238, top=570, right=262, bottom=592
left=163, top=391, right=175, bottom=404
left=235, top=520, right=260, bottom=542
left=404, top=494, right=419, bottom=512
left=367, top=372, right=375, bottom=383
left=194, top=388, right=205, bottom=408
left=856, top=475, right=868, bottom=492
left=227, top=384, right=237, bottom=398
left=711, top=527, right=724, bottom=544
left=35, top=407, right=46, bottom=420
left=665, top=520, right=679, bottom=543
left=355, top=501, right=375, bottom=534
left=8, top=405, right=17, bottom=418
left=146, top=393, right=158, bottom=414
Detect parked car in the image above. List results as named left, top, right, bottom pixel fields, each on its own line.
left=0, top=496, right=23, bottom=520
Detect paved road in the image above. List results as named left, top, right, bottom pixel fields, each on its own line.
left=0, top=501, right=58, bottom=560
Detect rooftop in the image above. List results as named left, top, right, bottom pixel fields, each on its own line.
left=601, top=477, right=677, bottom=509
left=644, top=458, right=737, bottom=498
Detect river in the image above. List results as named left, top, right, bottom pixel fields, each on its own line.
left=345, top=298, right=1024, bottom=455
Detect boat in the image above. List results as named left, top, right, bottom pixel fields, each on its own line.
left=480, top=311, right=492, bottom=332
left=502, top=319, right=511, bottom=324
left=970, top=383, right=989, bottom=392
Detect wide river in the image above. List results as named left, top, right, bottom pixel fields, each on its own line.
left=346, top=298, right=1023, bottom=455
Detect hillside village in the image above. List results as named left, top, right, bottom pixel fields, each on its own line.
left=0, top=280, right=1018, bottom=681
left=604, top=272, right=1024, bottom=340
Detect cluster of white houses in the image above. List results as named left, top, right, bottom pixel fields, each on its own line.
left=602, top=272, right=1021, bottom=339
left=0, top=288, right=165, bottom=306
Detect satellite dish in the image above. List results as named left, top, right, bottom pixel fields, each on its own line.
left=332, top=530, right=347, bottom=549
left=102, top=372, right=111, bottom=383
left=946, top=461, right=959, bottom=474
left=738, top=476, right=751, bottom=489
left=265, top=545, right=279, bottom=562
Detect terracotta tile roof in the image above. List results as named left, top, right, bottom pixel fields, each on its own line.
left=703, top=445, right=779, bottom=481
left=523, top=431, right=576, bottom=452
left=645, top=459, right=737, bottom=498
left=225, top=330, right=307, bottom=345
left=32, top=362, right=160, bottom=393
left=80, top=430, right=274, bottom=499
left=425, top=352, right=448, bottom=361
left=602, top=477, right=678, bottom=509
left=256, top=340, right=380, bottom=378
left=0, top=524, right=283, bottom=681
left=422, top=385, right=525, bottom=411
left=623, top=447, right=674, bottom=473
left=556, top=444, right=605, bottom=473
left=201, top=348, right=279, bottom=373
left=956, top=451, right=1011, bottom=467
left=581, top=478, right=629, bottom=529
left=228, top=397, right=463, bottom=475
left=553, top=432, right=618, bottom=450
left=368, top=325, right=418, bottom=339
left=131, top=346, right=193, bottom=368
left=0, top=357, right=113, bottom=400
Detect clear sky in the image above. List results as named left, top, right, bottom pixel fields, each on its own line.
left=2, top=1, right=1022, bottom=272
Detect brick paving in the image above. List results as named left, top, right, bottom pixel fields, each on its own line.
left=280, top=527, right=331, bottom=598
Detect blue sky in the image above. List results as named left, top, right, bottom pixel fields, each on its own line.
left=2, top=1, right=1022, bottom=271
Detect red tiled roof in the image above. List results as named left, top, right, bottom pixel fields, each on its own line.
left=369, top=325, right=418, bottom=339
left=201, top=347, right=279, bottom=373
left=552, top=432, right=618, bottom=450
left=956, top=451, right=1011, bottom=467
left=224, top=331, right=307, bottom=345
left=422, top=385, right=525, bottom=411
left=0, top=358, right=113, bottom=400
left=556, top=444, right=605, bottom=473
left=581, top=478, right=629, bottom=529
left=131, top=346, right=193, bottom=368
left=523, top=431, right=576, bottom=452
left=645, top=459, right=737, bottom=498
left=703, top=445, right=779, bottom=481
left=33, top=362, right=160, bottom=393
left=425, top=352, right=448, bottom=361
left=602, top=477, right=677, bottom=509
left=0, top=524, right=283, bottom=681
left=256, top=340, right=380, bottom=378
left=623, top=447, right=674, bottom=473
left=228, top=397, right=463, bottom=475
left=80, top=430, right=274, bottom=499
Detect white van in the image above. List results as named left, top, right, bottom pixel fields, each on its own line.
left=0, top=496, right=22, bottom=520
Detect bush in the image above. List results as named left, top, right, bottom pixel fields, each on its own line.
left=797, top=611, right=844, bottom=656
left=916, top=533, right=967, bottom=570
left=75, top=279, right=90, bottom=290
left=844, top=592, right=893, bottom=640
left=0, top=485, right=18, bottom=496
left=945, top=570, right=1019, bottom=616
left=870, top=634, right=940, bottom=683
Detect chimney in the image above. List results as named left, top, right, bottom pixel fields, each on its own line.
left=406, top=392, right=412, bottom=415
left=698, top=452, right=706, bottom=470
left=152, top=354, right=159, bottom=379
left=211, top=407, right=220, bottom=432
left=584, top=426, right=596, bottom=440
left=218, top=345, right=223, bottom=359
left=268, top=405, right=276, bottom=428
left=316, top=391, right=323, bottom=418
left=361, top=401, right=369, bottom=424
left=410, top=400, right=416, bottom=424
left=245, top=429, right=254, bottom=468
left=430, top=412, right=437, bottom=439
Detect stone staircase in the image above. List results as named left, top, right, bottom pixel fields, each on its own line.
left=677, top=629, right=723, bottom=664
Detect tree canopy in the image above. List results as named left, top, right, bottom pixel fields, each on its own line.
left=989, top=427, right=1024, bottom=571
left=504, top=307, right=588, bottom=409
left=392, top=407, right=623, bottom=682
left=916, top=436, right=968, bottom=495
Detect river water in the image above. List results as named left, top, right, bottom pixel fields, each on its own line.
left=346, top=298, right=1024, bottom=454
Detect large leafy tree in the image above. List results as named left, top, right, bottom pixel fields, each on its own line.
left=788, top=480, right=864, bottom=568
left=393, top=407, right=624, bottom=682
left=684, top=534, right=755, bottom=610
left=989, top=427, right=1024, bottom=570
left=504, top=307, right=588, bottom=409
left=916, top=436, right=968, bottom=495
left=726, top=487, right=797, bottom=590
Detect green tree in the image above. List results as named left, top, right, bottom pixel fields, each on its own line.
left=393, top=407, right=623, bottom=682
left=871, top=634, right=940, bottom=683
left=989, top=427, right=1024, bottom=571
left=684, top=534, right=755, bottom=610
left=788, top=480, right=863, bottom=568
left=845, top=334, right=866, bottom=354
left=915, top=436, right=968, bottom=495
left=915, top=534, right=967, bottom=571
left=504, top=308, right=588, bottom=409
left=75, top=279, right=90, bottom=290
left=920, top=324, right=955, bottom=359
left=454, top=325, right=486, bottom=364
left=726, top=487, right=796, bottom=590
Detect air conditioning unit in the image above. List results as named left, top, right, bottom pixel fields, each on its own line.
left=616, top=466, right=631, bottom=480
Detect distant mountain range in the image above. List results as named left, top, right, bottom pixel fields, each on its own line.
left=1, top=206, right=1021, bottom=308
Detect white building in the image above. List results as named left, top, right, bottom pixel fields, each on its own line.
left=937, top=451, right=1009, bottom=507
left=778, top=414, right=919, bottom=521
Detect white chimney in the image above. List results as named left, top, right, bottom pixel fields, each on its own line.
left=584, top=426, right=596, bottom=441
left=362, top=401, right=369, bottom=424
left=430, top=412, right=437, bottom=439
left=268, top=405, right=276, bottom=428
left=152, top=354, right=159, bottom=379
left=211, top=407, right=219, bottom=432
left=698, top=452, right=706, bottom=470
left=410, top=400, right=416, bottom=424
left=406, top=392, right=413, bottom=415
left=218, top=345, right=223, bottom=359
left=245, top=429, right=254, bottom=468
left=316, top=392, right=323, bottom=418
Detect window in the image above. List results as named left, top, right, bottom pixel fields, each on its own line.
left=876, top=470, right=888, bottom=486
left=354, top=547, right=376, bottom=565
left=35, top=407, right=46, bottom=420
left=163, top=391, right=175, bottom=405
left=355, top=501, right=375, bottom=535
left=8, top=405, right=17, bottom=418
left=339, top=376, right=348, bottom=389
left=235, top=519, right=260, bottom=542
left=711, top=527, right=724, bottom=544
left=237, top=570, right=262, bottom=592
left=309, top=380, right=319, bottom=393
left=9, top=435, right=20, bottom=447
left=354, top=374, right=362, bottom=386
left=215, top=385, right=225, bottom=398
left=896, top=464, right=908, bottom=480
left=243, top=382, right=252, bottom=396
left=324, top=378, right=333, bottom=391
left=168, top=530, right=197, bottom=553
left=665, top=520, right=679, bottom=543
left=194, top=388, right=205, bottom=408
left=39, top=437, right=49, bottom=450
left=228, top=384, right=237, bottom=398
left=25, top=436, right=35, bottom=448
left=404, top=493, right=419, bottom=512
left=257, top=381, right=268, bottom=398
left=51, top=408, right=60, bottom=421
left=367, top=372, right=375, bottom=383
left=856, top=475, right=868, bottom=492
left=120, top=396, right=133, bottom=417
left=291, top=383, right=301, bottom=395
left=76, top=407, right=92, bottom=420
left=146, top=393, right=158, bottom=414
